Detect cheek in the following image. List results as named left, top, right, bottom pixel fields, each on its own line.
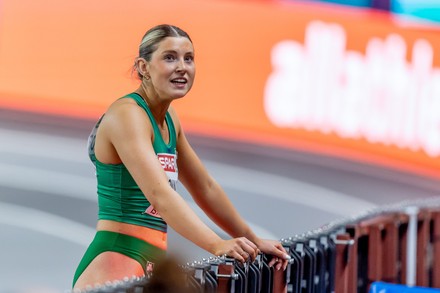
left=189, top=66, right=196, bottom=78
left=155, top=64, right=174, bottom=76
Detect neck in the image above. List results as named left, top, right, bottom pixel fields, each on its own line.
left=135, top=85, right=169, bottom=125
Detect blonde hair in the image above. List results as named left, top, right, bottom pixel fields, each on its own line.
left=134, top=24, right=192, bottom=79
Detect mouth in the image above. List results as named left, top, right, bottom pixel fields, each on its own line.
left=170, top=77, right=188, bottom=85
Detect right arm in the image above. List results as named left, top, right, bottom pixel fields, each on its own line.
left=99, top=101, right=257, bottom=259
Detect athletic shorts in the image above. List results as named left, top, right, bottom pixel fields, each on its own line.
left=72, top=230, right=166, bottom=287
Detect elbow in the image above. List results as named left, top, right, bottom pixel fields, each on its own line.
left=192, top=176, right=218, bottom=205
left=145, top=184, right=176, bottom=214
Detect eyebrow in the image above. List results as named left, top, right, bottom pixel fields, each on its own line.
left=161, top=50, right=194, bottom=55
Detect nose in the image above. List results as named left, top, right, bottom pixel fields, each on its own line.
left=176, top=58, right=186, bottom=72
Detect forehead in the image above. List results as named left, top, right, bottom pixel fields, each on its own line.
left=155, top=37, right=194, bottom=54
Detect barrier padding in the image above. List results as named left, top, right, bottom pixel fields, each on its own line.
left=370, top=282, right=440, bottom=292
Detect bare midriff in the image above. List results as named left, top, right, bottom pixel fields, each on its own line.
left=97, top=220, right=167, bottom=250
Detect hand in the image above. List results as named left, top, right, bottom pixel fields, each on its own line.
left=212, top=237, right=260, bottom=263
left=256, top=239, right=290, bottom=271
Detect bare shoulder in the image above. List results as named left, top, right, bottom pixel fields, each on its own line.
left=107, top=97, right=143, bottom=118
left=101, top=97, right=153, bottom=139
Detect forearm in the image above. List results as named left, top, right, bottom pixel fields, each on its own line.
left=194, top=180, right=260, bottom=245
left=152, top=189, right=224, bottom=254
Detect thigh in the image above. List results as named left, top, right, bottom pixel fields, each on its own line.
left=73, top=251, right=144, bottom=290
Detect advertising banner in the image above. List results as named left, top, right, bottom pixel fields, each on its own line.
left=0, top=0, right=439, bottom=178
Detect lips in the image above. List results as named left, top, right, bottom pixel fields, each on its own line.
left=171, top=77, right=187, bottom=84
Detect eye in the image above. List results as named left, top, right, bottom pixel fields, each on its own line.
left=184, top=55, right=194, bottom=63
left=164, top=54, right=176, bottom=61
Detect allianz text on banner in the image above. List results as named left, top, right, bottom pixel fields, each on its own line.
left=265, top=20, right=440, bottom=158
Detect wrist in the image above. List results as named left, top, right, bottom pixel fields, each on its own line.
left=241, top=228, right=260, bottom=246
left=206, top=236, right=224, bottom=256
left=254, top=237, right=263, bottom=248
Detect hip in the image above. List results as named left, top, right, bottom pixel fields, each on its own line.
left=96, top=219, right=167, bottom=250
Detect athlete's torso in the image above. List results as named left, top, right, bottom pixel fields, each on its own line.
left=87, top=93, right=178, bottom=233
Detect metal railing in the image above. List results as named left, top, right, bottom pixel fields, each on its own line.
left=70, top=196, right=440, bottom=293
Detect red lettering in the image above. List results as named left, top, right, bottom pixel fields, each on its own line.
left=157, top=154, right=176, bottom=172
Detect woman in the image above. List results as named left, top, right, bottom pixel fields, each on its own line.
left=73, top=24, right=290, bottom=289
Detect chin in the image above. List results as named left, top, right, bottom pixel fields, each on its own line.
left=171, top=89, right=191, bottom=99
left=170, top=94, right=187, bottom=100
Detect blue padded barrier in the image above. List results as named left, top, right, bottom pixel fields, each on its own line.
left=370, top=282, right=440, bottom=293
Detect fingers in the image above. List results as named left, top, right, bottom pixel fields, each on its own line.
left=273, top=243, right=290, bottom=271
left=258, top=239, right=291, bottom=271
left=271, top=244, right=291, bottom=266
left=268, top=256, right=278, bottom=268
left=220, top=237, right=259, bottom=263
left=272, top=242, right=290, bottom=260
left=219, top=238, right=291, bottom=270
left=243, top=238, right=259, bottom=261
left=238, top=237, right=259, bottom=262
left=231, top=248, right=250, bottom=263
left=268, top=255, right=288, bottom=271
left=238, top=251, right=250, bottom=263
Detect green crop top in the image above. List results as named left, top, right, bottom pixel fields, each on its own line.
left=87, top=93, right=177, bottom=232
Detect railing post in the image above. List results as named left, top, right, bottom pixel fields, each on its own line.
left=406, top=206, right=419, bottom=287
left=334, top=233, right=355, bottom=293
left=217, top=258, right=237, bottom=293
left=382, top=215, right=399, bottom=284
left=417, top=209, right=430, bottom=287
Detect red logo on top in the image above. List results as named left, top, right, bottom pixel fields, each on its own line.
left=157, top=153, right=176, bottom=172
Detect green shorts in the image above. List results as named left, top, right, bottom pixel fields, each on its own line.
left=72, top=230, right=166, bottom=287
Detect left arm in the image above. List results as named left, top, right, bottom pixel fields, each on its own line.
left=173, top=111, right=289, bottom=269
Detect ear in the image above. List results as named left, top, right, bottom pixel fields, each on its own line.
left=135, top=57, right=149, bottom=78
